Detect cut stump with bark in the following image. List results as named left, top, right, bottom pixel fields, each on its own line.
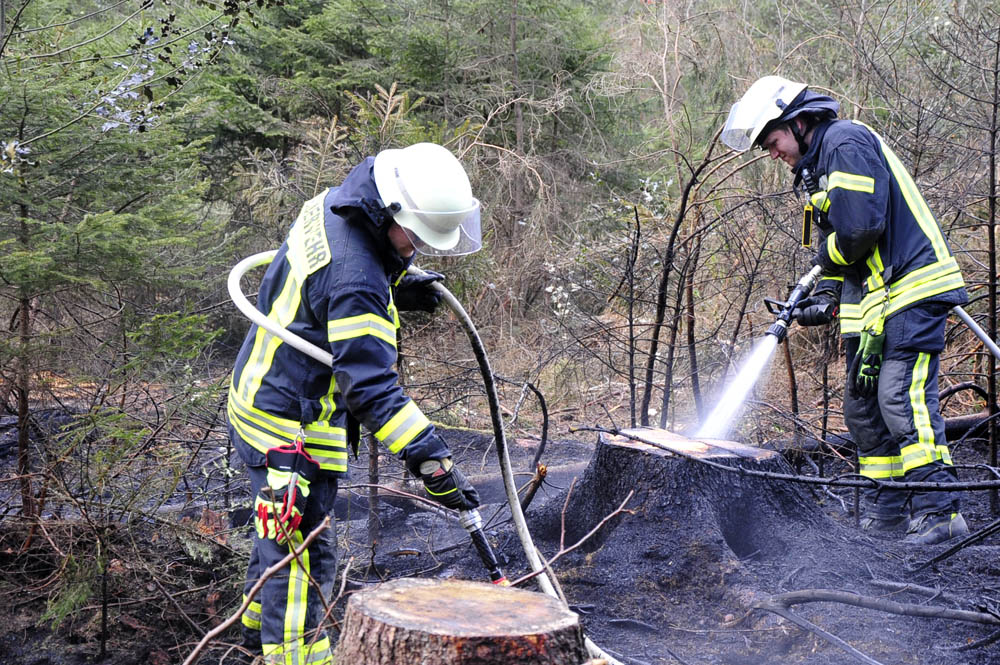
left=335, top=577, right=588, bottom=665
left=528, top=427, right=828, bottom=603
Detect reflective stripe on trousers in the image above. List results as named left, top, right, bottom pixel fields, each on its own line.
left=843, top=339, right=959, bottom=519
left=241, top=462, right=338, bottom=665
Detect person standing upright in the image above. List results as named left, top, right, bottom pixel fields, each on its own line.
left=722, top=76, right=969, bottom=545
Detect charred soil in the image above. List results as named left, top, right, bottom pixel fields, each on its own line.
left=2, top=422, right=999, bottom=665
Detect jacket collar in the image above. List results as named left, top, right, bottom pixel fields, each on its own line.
left=327, top=157, right=410, bottom=274
left=792, top=119, right=835, bottom=189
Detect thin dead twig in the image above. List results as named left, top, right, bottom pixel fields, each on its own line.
left=510, top=489, right=634, bottom=587
left=181, top=517, right=331, bottom=665
left=754, top=600, right=885, bottom=665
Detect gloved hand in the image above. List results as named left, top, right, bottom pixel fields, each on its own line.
left=395, top=270, right=445, bottom=313
left=792, top=293, right=839, bottom=326
left=255, top=442, right=320, bottom=545
left=416, top=457, right=480, bottom=511
left=255, top=477, right=309, bottom=545
left=850, top=330, right=885, bottom=398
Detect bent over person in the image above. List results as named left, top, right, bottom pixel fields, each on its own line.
left=228, top=142, right=484, bottom=664
left=722, top=76, right=969, bottom=546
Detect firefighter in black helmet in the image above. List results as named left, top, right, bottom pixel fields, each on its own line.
left=723, top=76, right=969, bottom=546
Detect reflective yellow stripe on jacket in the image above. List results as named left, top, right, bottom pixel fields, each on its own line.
left=227, top=389, right=348, bottom=472
left=839, top=256, right=964, bottom=335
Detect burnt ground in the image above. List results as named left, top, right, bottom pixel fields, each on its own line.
left=2, top=420, right=999, bottom=665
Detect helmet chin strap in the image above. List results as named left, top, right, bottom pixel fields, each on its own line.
left=788, top=119, right=810, bottom=157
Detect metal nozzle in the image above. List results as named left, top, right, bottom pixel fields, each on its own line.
left=765, top=319, right=789, bottom=343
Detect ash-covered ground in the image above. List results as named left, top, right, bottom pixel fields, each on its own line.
left=2, top=420, right=998, bottom=665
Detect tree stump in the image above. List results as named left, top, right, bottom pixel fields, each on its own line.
left=335, top=578, right=588, bottom=665
left=528, top=427, right=827, bottom=598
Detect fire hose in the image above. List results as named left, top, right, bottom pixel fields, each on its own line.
left=228, top=251, right=621, bottom=664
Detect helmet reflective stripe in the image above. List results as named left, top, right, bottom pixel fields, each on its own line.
left=374, top=143, right=483, bottom=256
left=721, top=75, right=807, bottom=152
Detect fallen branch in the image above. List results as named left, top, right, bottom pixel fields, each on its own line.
left=181, top=517, right=331, bottom=665
left=754, top=599, right=884, bottom=665
left=757, top=589, right=1000, bottom=627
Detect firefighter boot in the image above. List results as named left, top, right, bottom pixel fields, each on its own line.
left=859, top=513, right=908, bottom=532
left=903, top=512, right=969, bottom=545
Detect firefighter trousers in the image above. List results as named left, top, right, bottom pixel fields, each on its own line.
left=843, top=305, right=960, bottom=521
left=238, top=443, right=338, bottom=665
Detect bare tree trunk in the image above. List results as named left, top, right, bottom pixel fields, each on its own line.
left=782, top=339, right=800, bottom=448
left=658, top=260, right=688, bottom=428
left=16, top=201, right=34, bottom=518
left=988, top=25, right=999, bottom=514
left=367, top=437, right=380, bottom=549
left=686, top=237, right=703, bottom=421
left=627, top=209, right=641, bottom=428
left=640, top=155, right=713, bottom=425
left=509, top=0, right=524, bottom=217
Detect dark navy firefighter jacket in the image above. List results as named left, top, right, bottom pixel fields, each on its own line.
left=801, top=119, right=966, bottom=338
left=228, top=158, right=450, bottom=476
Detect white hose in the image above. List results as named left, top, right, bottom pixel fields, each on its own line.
left=228, top=253, right=621, bottom=665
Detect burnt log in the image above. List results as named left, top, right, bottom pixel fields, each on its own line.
left=528, top=428, right=829, bottom=605
left=335, top=578, right=588, bottom=664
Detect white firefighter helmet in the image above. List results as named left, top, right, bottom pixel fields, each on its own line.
left=721, top=75, right=808, bottom=152
left=373, top=142, right=482, bottom=256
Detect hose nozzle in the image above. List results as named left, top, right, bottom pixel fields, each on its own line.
left=763, top=265, right=824, bottom=344
left=459, top=509, right=509, bottom=585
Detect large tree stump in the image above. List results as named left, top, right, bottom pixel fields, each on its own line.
left=527, top=427, right=829, bottom=601
left=335, top=578, right=588, bottom=665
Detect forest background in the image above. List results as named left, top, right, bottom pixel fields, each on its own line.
left=1, top=0, right=999, bottom=660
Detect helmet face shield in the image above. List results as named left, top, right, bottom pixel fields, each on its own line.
left=373, top=142, right=483, bottom=257
left=721, top=76, right=807, bottom=152
left=400, top=200, right=482, bottom=256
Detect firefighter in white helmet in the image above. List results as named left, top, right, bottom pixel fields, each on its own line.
left=724, top=76, right=969, bottom=546
left=228, top=142, right=482, bottom=664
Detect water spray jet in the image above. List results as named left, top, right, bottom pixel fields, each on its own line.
left=696, top=265, right=825, bottom=439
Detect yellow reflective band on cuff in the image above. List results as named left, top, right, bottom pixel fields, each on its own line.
left=901, top=442, right=939, bottom=472
left=262, top=638, right=332, bottom=665
left=375, top=400, right=431, bottom=454
left=242, top=595, right=262, bottom=630
left=328, top=313, right=397, bottom=347
left=938, top=445, right=953, bottom=465
left=828, top=170, right=875, bottom=194
left=827, top=233, right=848, bottom=266
left=858, top=455, right=904, bottom=479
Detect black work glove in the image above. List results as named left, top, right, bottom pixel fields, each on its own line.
left=416, top=457, right=480, bottom=511
left=792, top=293, right=839, bottom=327
left=849, top=330, right=885, bottom=398
left=395, top=270, right=445, bottom=313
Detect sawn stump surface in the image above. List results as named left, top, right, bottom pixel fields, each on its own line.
left=335, top=577, right=587, bottom=664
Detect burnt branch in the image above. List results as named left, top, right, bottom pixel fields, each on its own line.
left=577, top=426, right=1000, bottom=491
